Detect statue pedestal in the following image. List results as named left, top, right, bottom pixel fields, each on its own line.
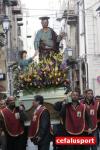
left=19, top=87, right=66, bottom=110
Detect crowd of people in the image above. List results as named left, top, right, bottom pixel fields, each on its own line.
left=53, top=89, right=100, bottom=150
left=0, top=89, right=99, bottom=150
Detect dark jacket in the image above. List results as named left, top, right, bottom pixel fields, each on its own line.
left=36, top=109, right=51, bottom=145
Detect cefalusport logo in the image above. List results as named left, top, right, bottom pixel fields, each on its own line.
left=55, top=136, right=96, bottom=145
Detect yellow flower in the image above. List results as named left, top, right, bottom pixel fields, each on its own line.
left=19, top=75, right=24, bottom=79
left=57, top=78, right=60, bottom=81
left=64, top=74, right=66, bottom=78
left=49, top=75, right=52, bottom=78
left=24, top=78, right=27, bottom=81
left=58, top=72, right=61, bottom=76
left=33, top=75, right=37, bottom=77
left=56, top=82, right=58, bottom=85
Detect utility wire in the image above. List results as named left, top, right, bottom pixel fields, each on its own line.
left=0, top=1, right=99, bottom=18
left=21, top=1, right=100, bottom=12
left=22, top=8, right=64, bottom=11
left=85, top=0, right=100, bottom=10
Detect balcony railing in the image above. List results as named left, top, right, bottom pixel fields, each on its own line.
left=3, top=0, right=18, bottom=6
left=62, top=10, right=78, bottom=25
left=12, top=6, right=21, bottom=14
left=7, top=48, right=19, bottom=62
left=0, top=34, right=6, bottom=47
left=17, top=22, right=23, bottom=26
left=0, top=24, right=6, bottom=47
left=16, top=15, right=23, bottom=21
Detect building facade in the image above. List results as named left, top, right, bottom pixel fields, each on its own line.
left=0, top=0, right=23, bottom=95
left=57, top=0, right=100, bottom=95
left=79, top=0, right=100, bottom=95
left=57, top=0, right=80, bottom=90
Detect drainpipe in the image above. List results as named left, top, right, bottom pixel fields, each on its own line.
left=83, top=0, right=89, bottom=89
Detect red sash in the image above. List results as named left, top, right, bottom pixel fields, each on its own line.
left=28, top=106, right=47, bottom=138
left=66, top=103, right=85, bottom=135
left=1, top=107, right=24, bottom=136
left=84, top=101, right=99, bottom=132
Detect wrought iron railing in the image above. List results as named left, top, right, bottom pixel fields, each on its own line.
left=3, top=0, right=18, bottom=6
left=0, top=33, right=6, bottom=47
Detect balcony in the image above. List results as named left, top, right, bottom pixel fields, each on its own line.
left=16, top=15, right=23, bottom=21
left=7, top=48, right=19, bottom=63
left=3, top=0, right=18, bottom=6
left=10, top=0, right=18, bottom=6
left=0, top=34, right=5, bottom=47
left=62, top=10, right=78, bottom=25
left=0, top=24, right=5, bottom=47
left=17, top=23, right=23, bottom=26
left=12, top=5, right=21, bottom=15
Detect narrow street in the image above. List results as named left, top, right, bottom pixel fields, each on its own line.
left=0, top=0, right=100, bottom=150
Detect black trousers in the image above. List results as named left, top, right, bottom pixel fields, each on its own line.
left=21, top=126, right=29, bottom=150
left=38, top=143, right=50, bottom=150
left=0, top=135, right=7, bottom=150
left=6, top=134, right=25, bottom=150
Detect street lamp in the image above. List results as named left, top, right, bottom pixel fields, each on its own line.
left=63, top=47, right=73, bottom=62
left=27, top=35, right=32, bottom=38
left=67, top=48, right=73, bottom=57
left=2, top=16, right=10, bottom=33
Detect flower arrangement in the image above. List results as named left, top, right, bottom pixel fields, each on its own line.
left=17, top=52, right=69, bottom=92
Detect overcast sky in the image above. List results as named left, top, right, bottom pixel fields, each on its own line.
left=20, top=0, right=62, bottom=56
